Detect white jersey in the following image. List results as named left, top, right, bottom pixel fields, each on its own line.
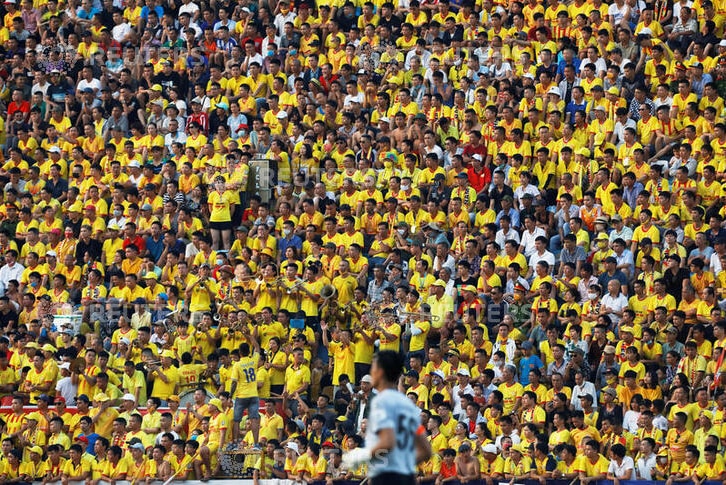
left=366, top=388, right=420, bottom=477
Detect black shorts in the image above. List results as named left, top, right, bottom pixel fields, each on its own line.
left=370, top=473, right=416, bottom=485
left=209, top=221, right=233, bottom=231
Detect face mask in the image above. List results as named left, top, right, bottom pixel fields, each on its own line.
left=289, top=49, right=297, bottom=55
left=454, top=59, right=462, bottom=66
left=216, top=259, right=223, bottom=266
left=267, top=50, right=274, bottom=57
left=587, top=292, right=598, bottom=300
left=598, top=241, right=608, bottom=249
left=397, top=229, right=406, bottom=235
left=113, top=209, right=122, bottom=217
left=30, top=281, right=37, bottom=287
left=384, top=161, right=392, bottom=169
left=283, top=228, right=291, bottom=236
left=401, top=184, right=410, bottom=190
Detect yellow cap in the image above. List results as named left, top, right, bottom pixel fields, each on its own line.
left=208, top=398, right=222, bottom=411
left=93, top=393, right=110, bottom=402
left=28, top=445, right=43, bottom=455
left=68, top=201, right=83, bottom=213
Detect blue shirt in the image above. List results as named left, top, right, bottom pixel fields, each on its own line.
left=278, top=234, right=302, bottom=256
left=518, top=354, right=543, bottom=386
left=366, top=389, right=420, bottom=477
left=145, top=235, right=164, bottom=263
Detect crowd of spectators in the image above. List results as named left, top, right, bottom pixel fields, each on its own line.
left=4, top=0, right=726, bottom=482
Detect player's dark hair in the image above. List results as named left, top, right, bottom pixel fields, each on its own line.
left=374, top=350, right=405, bottom=383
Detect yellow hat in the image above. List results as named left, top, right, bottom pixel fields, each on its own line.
left=143, top=272, right=158, bottom=280
left=432, top=279, right=447, bottom=287
left=93, top=393, right=110, bottom=402
left=208, top=398, right=222, bottom=411
left=25, top=412, right=41, bottom=421
left=28, top=445, right=43, bottom=455
left=595, top=232, right=609, bottom=241
left=42, top=343, right=57, bottom=352
left=68, top=201, right=83, bottom=213
left=701, top=410, right=714, bottom=421
left=510, top=443, right=525, bottom=454
left=461, top=284, right=477, bottom=294
left=657, top=447, right=669, bottom=457
left=161, top=350, right=175, bottom=359
left=261, top=247, right=274, bottom=257
left=576, top=147, right=591, bottom=158
left=26, top=342, right=39, bottom=349
left=168, top=395, right=180, bottom=402
left=607, top=86, right=620, bottom=95
left=593, top=132, right=606, bottom=146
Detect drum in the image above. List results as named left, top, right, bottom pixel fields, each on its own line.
left=53, top=314, right=82, bottom=335
left=178, top=388, right=215, bottom=408
left=218, top=448, right=260, bottom=478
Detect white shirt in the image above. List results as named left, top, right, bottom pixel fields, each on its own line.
left=55, top=376, right=77, bottom=406
left=570, top=381, right=597, bottom=410
left=0, top=262, right=24, bottom=295
left=178, top=1, right=199, bottom=17
left=111, top=21, right=132, bottom=43
left=528, top=250, right=555, bottom=272
left=600, top=293, right=629, bottom=324
left=636, top=453, right=657, bottom=480
left=623, top=409, right=640, bottom=433
left=76, top=78, right=102, bottom=95
left=495, top=228, right=520, bottom=249
left=451, top=383, right=474, bottom=417
left=607, top=456, right=634, bottom=479
left=343, top=92, right=364, bottom=110
left=520, top=227, right=546, bottom=257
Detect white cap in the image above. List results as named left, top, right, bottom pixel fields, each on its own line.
left=594, top=105, right=606, bottom=111
left=472, top=154, right=483, bottom=162
left=457, top=368, right=471, bottom=376
left=46, top=250, right=57, bottom=257
left=122, top=393, right=136, bottom=401
left=547, top=87, right=561, bottom=96
left=128, top=160, right=141, bottom=168
left=720, top=39, right=726, bottom=47
left=639, top=27, right=652, bottom=35
left=361, top=374, right=373, bottom=384
left=430, top=369, right=445, bottom=380
left=286, top=442, right=299, bottom=454
left=119, top=337, right=131, bottom=346
left=58, top=362, right=71, bottom=371
left=523, top=73, right=535, bottom=79
left=49, top=146, right=61, bottom=154
left=276, top=110, right=288, bottom=119
left=482, top=444, right=498, bottom=454
left=379, top=117, right=390, bottom=124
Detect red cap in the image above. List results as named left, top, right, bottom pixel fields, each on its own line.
left=55, top=396, right=66, bottom=403
left=75, top=435, right=89, bottom=443
left=322, top=441, right=335, bottom=448
left=84, top=205, right=95, bottom=211
left=51, top=228, right=62, bottom=235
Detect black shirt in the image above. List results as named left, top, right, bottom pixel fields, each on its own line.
left=663, top=267, right=690, bottom=303
left=74, top=237, right=102, bottom=266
